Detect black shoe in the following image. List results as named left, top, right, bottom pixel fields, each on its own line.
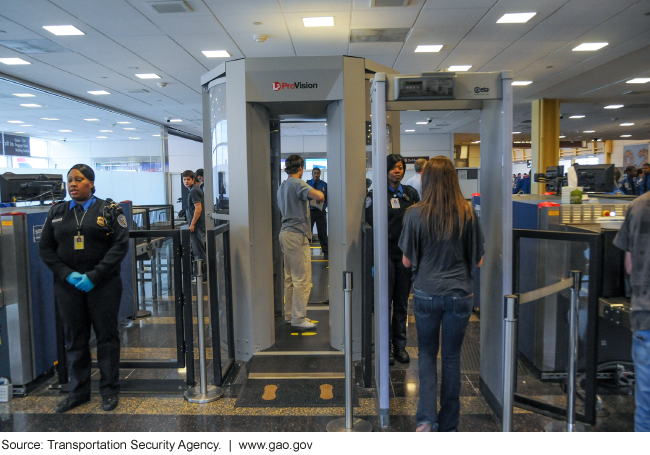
left=389, top=349, right=395, bottom=366
left=394, top=348, right=410, bottom=364
left=55, top=395, right=90, bottom=414
left=102, top=395, right=119, bottom=412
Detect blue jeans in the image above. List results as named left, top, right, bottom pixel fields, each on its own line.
left=413, top=289, right=473, bottom=431
left=633, top=329, right=650, bottom=432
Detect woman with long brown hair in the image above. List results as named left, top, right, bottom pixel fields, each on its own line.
left=399, top=156, right=484, bottom=432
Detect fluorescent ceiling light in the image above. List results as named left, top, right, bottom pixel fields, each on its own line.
left=58, top=130, right=72, bottom=132
left=569, top=115, right=585, bottom=119
left=99, top=130, right=113, bottom=132
left=202, top=50, right=231, bottom=58
left=620, top=123, right=634, bottom=126
left=621, top=135, right=632, bottom=137
left=43, top=25, right=84, bottom=36
left=559, top=136, right=566, bottom=138
left=405, top=129, right=415, bottom=132
left=572, top=42, right=608, bottom=51
left=117, top=121, right=131, bottom=124
left=124, top=128, right=136, bottom=130
left=7, top=120, right=23, bottom=123
left=20, top=104, right=41, bottom=107
left=302, top=17, right=335, bottom=27
left=13, top=132, right=25, bottom=134
left=584, top=130, right=595, bottom=133
left=129, top=137, right=141, bottom=139
left=22, top=125, right=33, bottom=127
left=604, top=105, right=623, bottom=109
left=13, top=93, right=35, bottom=97
left=41, top=118, right=58, bottom=120
left=472, top=141, right=481, bottom=143
left=169, top=119, right=182, bottom=122
left=627, top=78, right=650, bottom=84
left=97, top=136, right=107, bottom=139
left=415, top=45, right=443, bottom=53
left=88, top=90, right=110, bottom=95
left=153, top=134, right=161, bottom=137
left=448, top=65, right=472, bottom=71
left=512, top=132, right=521, bottom=134
left=497, top=12, right=537, bottom=23
left=84, top=118, right=99, bottom=121
left=135, top=73, right=161, bottom=79
left=0, top=58, right=31, bottom=65
left=512, top=81, right=533, bottom=86
left=416, top=121, right=428, bottom=125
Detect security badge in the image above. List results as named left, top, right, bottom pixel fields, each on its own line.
left=74, top=235, right=84, bottom=250
left=391, top=198, right=400, bottom=209
left=97, top=217, right=106, bottom=226
left=117, top=214, right=128, bottom=229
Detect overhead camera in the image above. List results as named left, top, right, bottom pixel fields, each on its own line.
left=165, top=117, right=172, bottom=123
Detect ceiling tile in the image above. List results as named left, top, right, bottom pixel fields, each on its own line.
left=216, top=13, right=289, bottom=32
left=280, top=0, right=353, bottom=13
left=350, top=9, right=420, bottom=28
left=348, top=42, right=404, bottom=56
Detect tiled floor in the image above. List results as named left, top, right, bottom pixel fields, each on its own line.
left=0, top=278, right=636, bottom=432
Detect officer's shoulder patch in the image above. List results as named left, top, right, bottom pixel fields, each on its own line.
left=365, top=196, right=372, bottom=209
left=117, top=214, right=128, bottom=229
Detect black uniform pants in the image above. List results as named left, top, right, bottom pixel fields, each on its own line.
left=387, top=257, right=412, bottom=350
left=190, top=225, right=207, bottom=275
left=310, top=209, right=328, bottom=256
left=55, top=274, right=122, bottom=398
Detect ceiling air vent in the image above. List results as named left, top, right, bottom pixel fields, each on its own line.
left=146, top=1, right=193, bottom=14
left=0, top=39, right=73, bottom=54
left=124, top=89, right=150, bottom=94
left=351, top=28, right=410, bottom=43
left=371, top=0, right=410, bottom=7
left=625, top=103, right=650, bottom=109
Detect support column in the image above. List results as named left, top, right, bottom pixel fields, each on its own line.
left=604, top=140, right=613, bottom=164
left=531, top=99, right=560, bottom=194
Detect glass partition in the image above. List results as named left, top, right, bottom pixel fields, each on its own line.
left=209, top=81, right=228, bottom=215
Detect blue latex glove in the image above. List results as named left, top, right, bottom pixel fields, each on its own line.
left=75, top=274, right=94, bottom=292
left=66, top=272, right=83, bottom=286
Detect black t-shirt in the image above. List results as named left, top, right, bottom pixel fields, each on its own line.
left=188, top=184, right=205, bottom=229
left=399, top=205, right=484, bottom=296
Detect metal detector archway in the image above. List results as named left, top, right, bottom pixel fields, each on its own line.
left=370, top=71, right=513, bottom=427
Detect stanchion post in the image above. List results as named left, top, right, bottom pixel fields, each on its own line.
left=184, top=259, right=224, bottom=403
left=502, top=295, right=519, bottom=432
left=327, top=272, right=373, bottom=432
left=567, top=270, right=582, bottom=432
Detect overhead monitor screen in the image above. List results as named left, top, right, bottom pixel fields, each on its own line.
left=394, top=74, right=456, bottom=101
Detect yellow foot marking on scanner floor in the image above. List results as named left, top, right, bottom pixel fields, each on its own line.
left=301, top=332, right=317, bottom=336
left=320, top=384, right=334, bottom=400
left=262, top=385, right=278, bottom=401
left=291, top=333, right=299, bottom=336
left=309, top=320, right=318, bottom=323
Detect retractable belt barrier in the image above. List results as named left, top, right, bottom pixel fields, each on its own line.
left=502, top=271, right=582, bottom=432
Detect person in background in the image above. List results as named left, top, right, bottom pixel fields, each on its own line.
left=277, top=155, right=324, bottom=329
left=306, top=167, right=328, bottom=260
left=611, top=168, right=624, bottom=195
left=183, top=170, right=206, bottom=277
left=618, top=166, right=638, bottom=195
left=637, top=163, right=650, bottom=196
left=399, top=156, right=483, bottom=432
left=365, top=154, right=420, bottom=365
left=404, top=158, right=427, bottom=199
left=613, top=188, right=650, bottom=432
left=513, top=170, right=531, bottom=194
left=366, top=178, right=372, bottom=191
left=39, top=164, right=129, bottom=413
left=195, top=168, right=204, bottom=192
left=515, top=173, right=522, bottom=185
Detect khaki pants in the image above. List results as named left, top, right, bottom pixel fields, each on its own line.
left=279, top=231, right=312, bottom=324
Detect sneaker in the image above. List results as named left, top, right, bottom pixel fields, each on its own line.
left=287, top=318, right=314, bottom=324
left=291, top=320, right=316, bottom=329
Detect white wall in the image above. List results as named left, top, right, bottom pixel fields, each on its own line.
left=400, top=133, right=453, bottom=182
left=280, top=135, right=327, bottom=155
left=168, top=135, right=204, bottom=173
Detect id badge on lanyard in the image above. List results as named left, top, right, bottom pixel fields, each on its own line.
left=74, top=235, right=85, bottom=250
left=391, top=197, right=400, bottom=209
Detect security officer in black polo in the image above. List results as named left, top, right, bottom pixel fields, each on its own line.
left=365, top=154, right=420, bottom=365
left=39, top=164, right=129, bottom=413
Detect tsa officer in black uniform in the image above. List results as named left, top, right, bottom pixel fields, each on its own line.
left=365, top=154, right=420, bottom=365
left=39, top=164, right=129, bottom=413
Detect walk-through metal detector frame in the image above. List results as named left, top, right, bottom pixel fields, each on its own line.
left=370, top=71, right=513, bottom=427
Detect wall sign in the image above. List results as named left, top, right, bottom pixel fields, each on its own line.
left=404, top=156, right=429, bottom=164
left=3, top=133, right=30, bottom=156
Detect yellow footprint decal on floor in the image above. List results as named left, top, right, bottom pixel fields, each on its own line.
left=320, top=384, right=334, bottom=400
left=262, top=384, right=278, bottom=401
left=301, top=332, right=316, bottom=336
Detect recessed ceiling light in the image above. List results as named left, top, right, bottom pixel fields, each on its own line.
left=41, top=118, right=59, bottom=120
left=569, top=115, right=585, bottom=119
left=97, top=136, right=107, bottom=139
left=88, top=90, right=110, bottom=95
left=572, top=42, right=608, bottom=51
left=43, top=25, right=84, bottom=36
left=22, top=125, right=33, bottom=127
left=405, top=129, right=415, bottom=132
left=117, top=121, right=131, bottom=124
left=124, top=128, right=136, bottom=130
left=415, top=45, right=443, bottom=53
left=620, top=123, right=634, bottom=126
left=497, top=12, right=537, bottom=23
left=202, top=50, right=231, bottom=58
left=416, top=121, right=428, bottom=125
left=20, top=104, right=41, bottom=107
left=621, top=134, right=632, bottom=137
left=627, top=78, right=650, bottom=84
left=512, top=81, right=533, bottom=86
left=559, top=136, right=566, bottom=138
left=99, top=130, right=113, bottom=132
left=84, top=118, right=99, bottom=121
left=13, top=132, right=26, bottom=134
left=58, top=130, right=72, bottom=132
left=135, top=73, right=161, bottom=79
left=13, top=93, right=36, bottom=97
left=604, top=105, right=623, bottom=109
left=169, top=119, right=182, bottom=122
left=0, top=58, right=31, bottom=65
left=302, top=17, right=335, bottom=27
left=7, top=120, right=23, bottom=123
left=512, top=132, right=521, bottom=134
left=129, top=137, right=141, bottom=139
left=153, top=134, right=161, bottom=137
left=472, top=141, right=481, bottom=143
left=584, top=130, right=595, bottom=133
left=448, top=65, right=472, bottom=71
